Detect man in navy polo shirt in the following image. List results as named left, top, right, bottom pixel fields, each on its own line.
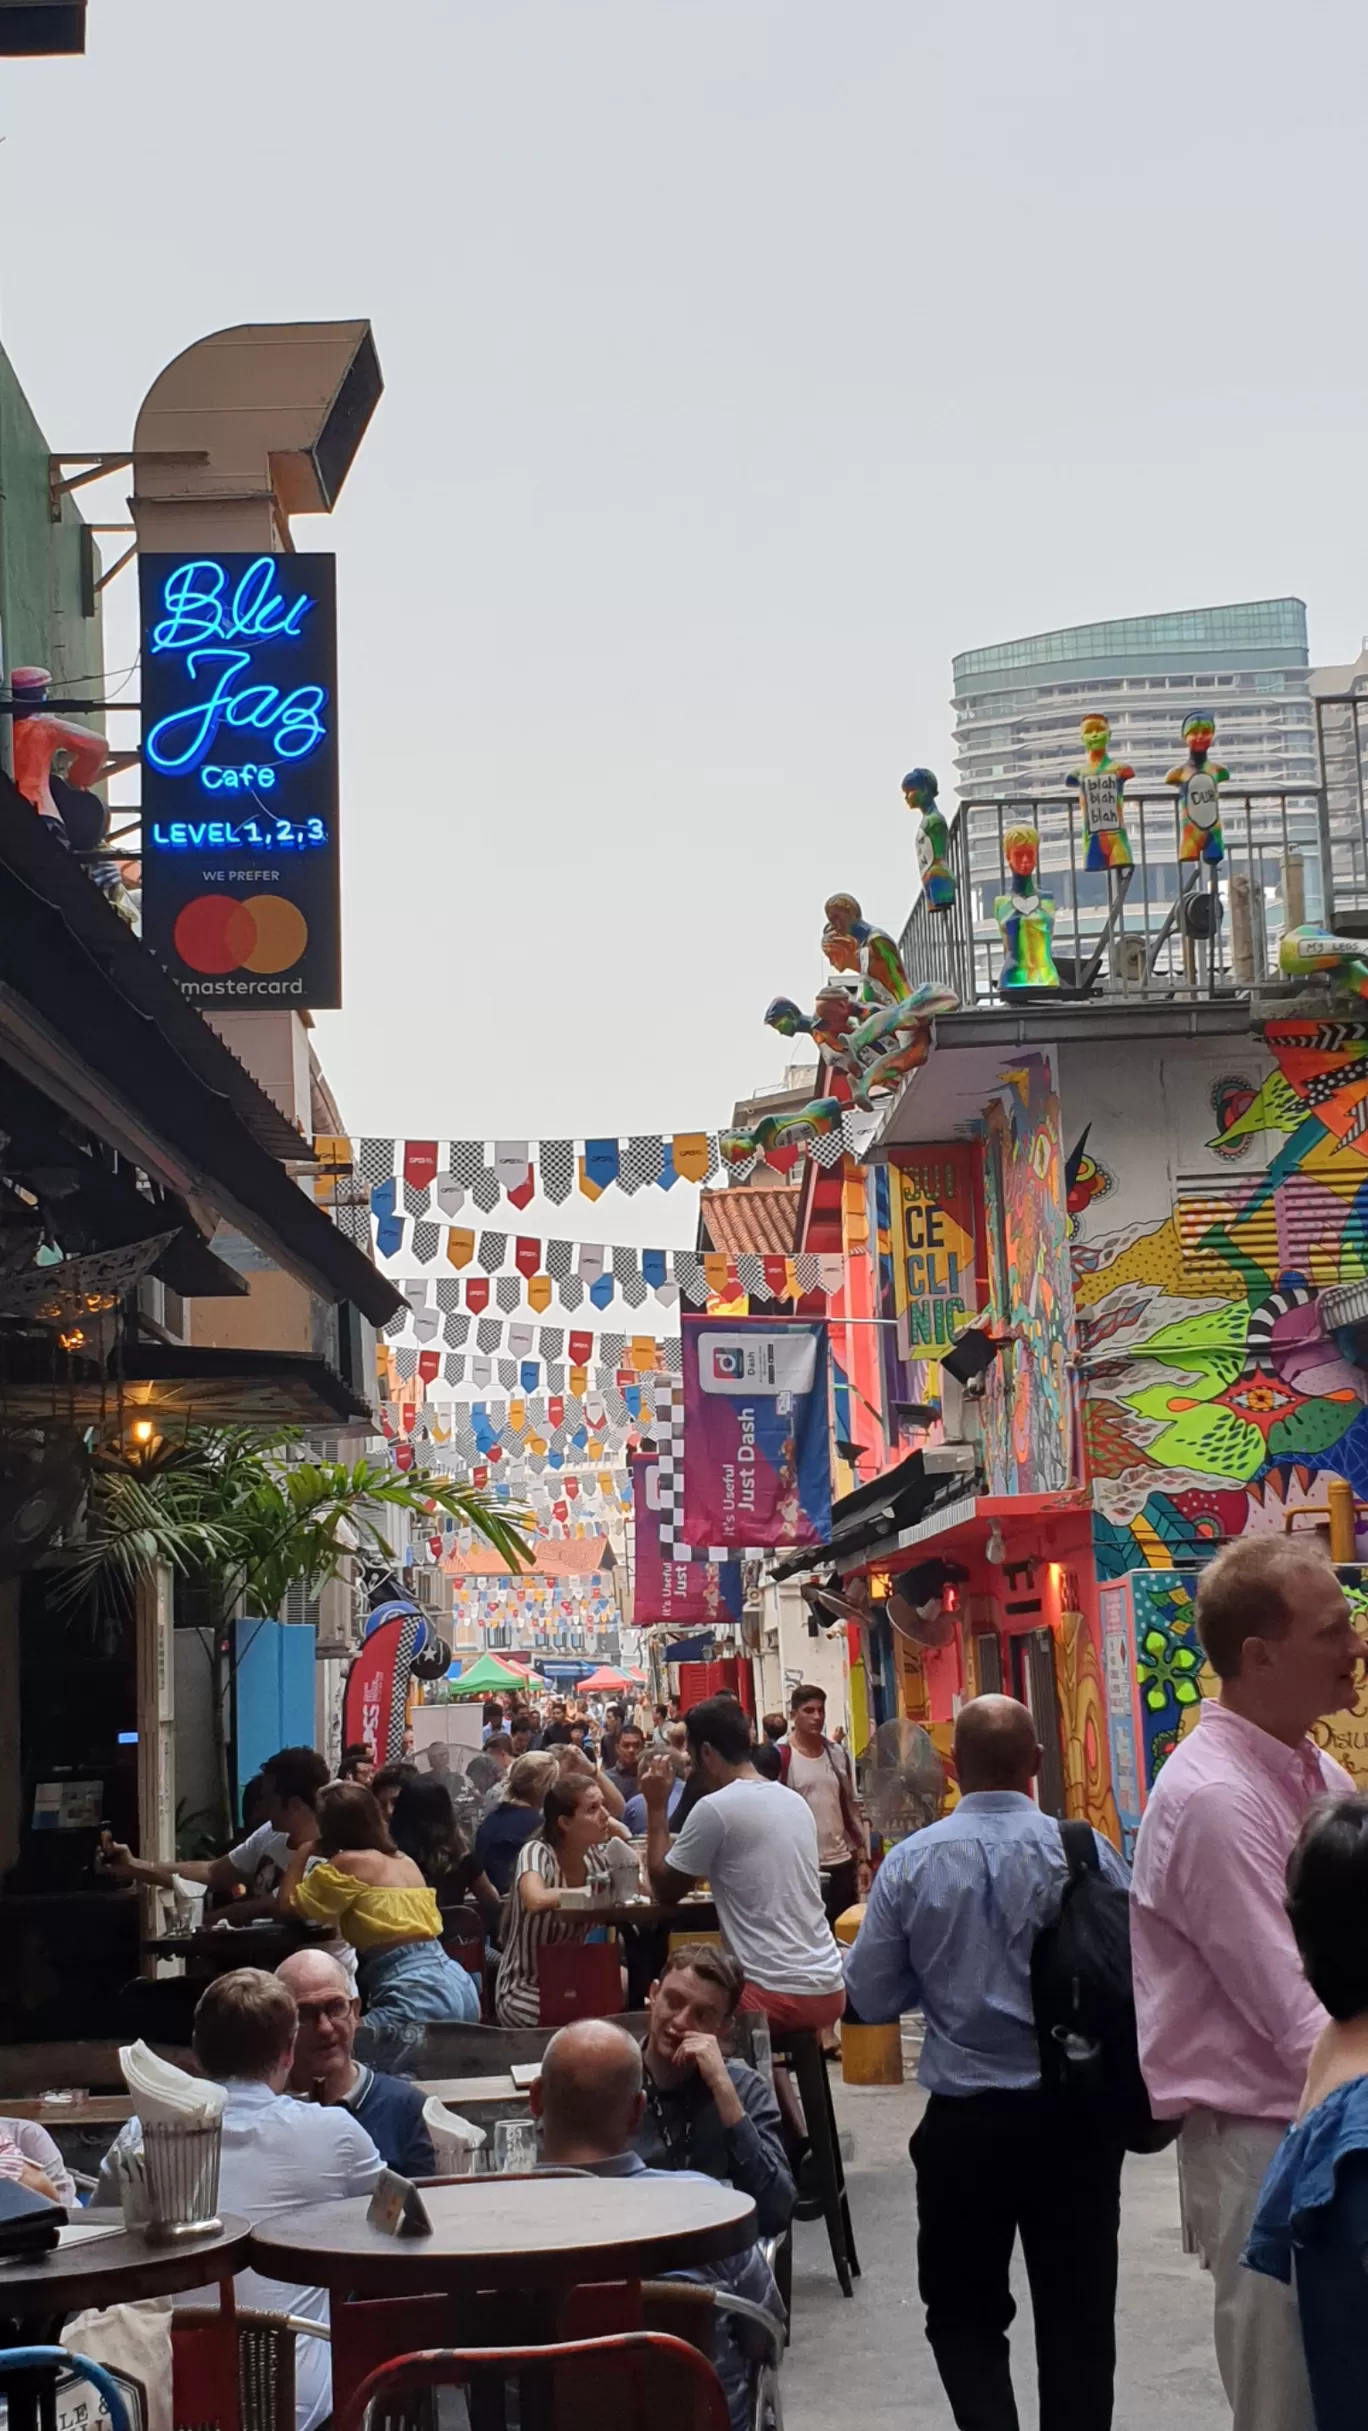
left=276, top=1949, right=434, bottom=2174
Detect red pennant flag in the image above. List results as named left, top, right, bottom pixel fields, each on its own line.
left=473, top=1464, right=488, bottom=1489
left=763, top=1256, right=788, bottom=1298
left=515, top=1237, right=541, bottom=1279
left=508, top=1164, right=536, bottom=1210
left=402, top=1404, right=416, bottom=1434
left=566, top=1478, right=580, bottom=1500
left=548, top=1396, right=565, bottom=1428
left=404, top=1140, right=438, bottom=1191
left=553, top=1500, right=568, bottom=1522
left=395, top=1443, right=415, bottom=1471
left=569, top=1331, right=593, bottom=1367
left=487, top=1444, right=502, bottom=1463
left=418, top=1349, right=440, bottom=1385
left=466, top=1277, right=490, bottom=1313
left=428, top=1535, right=443, bottom=1561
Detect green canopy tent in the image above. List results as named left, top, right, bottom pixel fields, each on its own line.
left=445, top=1651, right=534, bottom=1697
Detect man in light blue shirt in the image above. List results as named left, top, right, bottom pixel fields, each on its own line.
left=100, top=1969, right=382, bottom=2431
left=844, top=1694, right=1130, bottom=2431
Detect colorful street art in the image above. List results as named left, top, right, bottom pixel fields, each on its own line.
left=982, top=1055, right=1074, bottom=1495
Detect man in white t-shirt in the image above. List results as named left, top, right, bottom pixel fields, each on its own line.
left=643, top=1695, right=846, bottom=2034
left=103, top=1746, right=329, bottom=1913
left=781, top=1684, right=866, bottom=1925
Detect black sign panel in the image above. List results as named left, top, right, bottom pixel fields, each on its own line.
left=139, top=552, right=341, bottom=1008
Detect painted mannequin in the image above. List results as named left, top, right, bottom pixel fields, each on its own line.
left=902, top=766, right=954, bottom=910
left=1280, top=925, right=1368, bottom=1001
left=821, top=892, right=911, bottom=1003
left=995, top=823, right=1061, bottom=990
left=1166, top=712, right=1229, bottom=865
left=1066, top=713, right=1135, bottom=872
left=9, top=665, right=130, bottom=918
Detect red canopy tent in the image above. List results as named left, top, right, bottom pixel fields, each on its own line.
left=578, top=1664, right=633, bottom=1693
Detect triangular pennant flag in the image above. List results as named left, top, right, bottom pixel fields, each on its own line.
left=630, top=1338, right=659, bottom=1371
left=541, top=1141, right=573, bottom=1202
left=577, top=1244, right=605, bottom=1284
left=528, top=1274, right=552, bottom=1313
left=412, top=1222, right=439, bottom=1265
left=495, top=1275, right=520, bottom=1313
left=508, top=1325, right=533, bottom=1359
left=435, top=1175, right=465, bottom=1218
left=493, top=1141, right=530, bottom=1195
left=763, top=1256, right=789, bottom=1298
left=371, top=1176, right=397, bottom=1220
left=401, top=1281, right=429, bottom=1312
left=375, top=1211, right=404, bottom=1259
left=446, top=1227, right=475, bottom=1270
left=520, top=1361, right=539, bottom=1395
left=702, top=1252, right=729, bottom=1296
left=466, top=1276, right=490, bottom=1314
left=641, top=1249, right=667, bottom=1291
left=583, top=1139, right=620, bottom=1194
left=818, top=1255, right=845, bottom=1293
left=508, top=1165, right=537, bottom=1211
left=405, top=1141, right=439, bottom=1192
left=515, top=1237, right=541, bottom=1279
left=577, top=1157, right=605, bottom=1202
left=784, top=1259, right=801, bottom=1299
left=569, top=1364, right=588, bottom=1397
left=418, top=1349, right=440, bottom=1386
left=568, top=1330, right=593, bottom=1368
left=589, top=1272, right=615, bottom=1309
left=478, top=1231, right=507, bottom=1274
left=548, top=1397, right=565, bottom=1428
left=671, top=1133, right=714, bottom=1184
left=412, top=1311, right=439, bottom=1343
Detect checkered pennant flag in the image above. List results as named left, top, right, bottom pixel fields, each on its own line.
left=443, top=1312, right=471, bottom=1349
left=545, top=1238, right=573, bottom=1281
left=449, top=1141, right=484, bottom=1188
left=594, top=1364, right=614, bottom=1392
left=435, top=1278, right=463, bottom=1313
left=811, top=1127, right=845, bottom=1169
left=794, top=1253, right=820, bottom=1293
left=472, top=1168, right=501, bottom=1213
left=545, top=1362, right=566, bottom=1393
left=528, top=1395, right=547, bottom=1426
left=559, top=1274, right=584, bottom=1310
left=538, top=1328, right=564, bottom=1361
left=378, top=1611, right=421, bottom=1759
left=358, top=1138, right=396, bottom=1186
left=605, top=1386, right=629, bottom=1425
left=403, top=1180, right=432, bottom=1218
left=496, top=1275, right=521, bottom=1313
left=456, top=1425, right=478, bottom=1461
left=620, top=1272, right=648, bottom=1308
left=498, top=1360, right=517, bottom=1389
left=411, top=1222, right=440, bottom=1265
left=736, top=1253, right=768, bottom=1300
left=444, top=1354, right=466, bottom=1385
left=383, top=1309, right=408, bottom=1339
left=540, top=1140, right=574, bottom=1202
left=394, top=1348, right=418, bottom=1382
left=476, top=1318, right=502, bottom=1354
left=611, top=1245, right=640, bottom=1284
left=478, top=1231, right=507, bottom=1274
left=600, top=1335, right=626, bottom=1367
left=619, top=1136, right=665, bottom=1193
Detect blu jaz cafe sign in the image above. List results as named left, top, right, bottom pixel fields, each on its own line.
left=139, top=553, right=342, bottom=1006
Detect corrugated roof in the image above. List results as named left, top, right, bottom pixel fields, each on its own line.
left=698, top=1180, right=801, bottom=1257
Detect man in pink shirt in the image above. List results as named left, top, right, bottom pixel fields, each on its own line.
left=1132, top=1536, right=1361, bottom=2431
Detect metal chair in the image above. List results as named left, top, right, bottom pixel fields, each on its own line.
left=768, top=2028, right=858, bottom=2298
left=172, top=2306, right=331, bottom=2431
left=641, top=2280, right=786, bottom=2431
left=0, top=2346, right=131, bottom=2431
left=337, top=2332, right=731, bottom=2431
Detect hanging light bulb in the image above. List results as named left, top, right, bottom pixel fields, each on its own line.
left=985, top=1522, right=1006, bottom=1565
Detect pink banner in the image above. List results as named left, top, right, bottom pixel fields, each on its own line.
left=632, top=1455, right=743, bottom=1626
left=679, top=1315, right=831, bottom=1550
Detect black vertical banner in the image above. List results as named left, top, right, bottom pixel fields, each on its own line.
left=139, top=552, right=341, bottom=1008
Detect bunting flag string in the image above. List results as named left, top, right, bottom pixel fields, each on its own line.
left=310, top=1122, right=863, bottom=1229
left=368, top=1230, right=843, bottom=1307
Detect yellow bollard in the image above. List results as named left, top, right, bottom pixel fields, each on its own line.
left=1328, top=1476, right=1357, bottom=1564
left=832, top=1902, right=905, bottom=2087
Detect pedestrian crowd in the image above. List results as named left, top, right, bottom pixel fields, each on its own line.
left=73, top=1539, right=1368, bottom=2431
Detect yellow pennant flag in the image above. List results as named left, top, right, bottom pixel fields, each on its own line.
left=446, top=1227, right=475, bottom=1269
left=577, top=1157, right=605, bottom=1201
left=702, top=1253, right=729, bottom=1297
left=672, top=1133, right=713, bottom=1183
left=569, top=1364, right=588, bottom=1397
left=508, top=1399, right=525, bottom=1434
left=527, top=1434, right=548, bottom=1457
left=785, top=1259, right=800, bottom=1299
left=311, top=1134, right=352, bottom=1205
left=630, top=1337, right=659, bottom=1372
left=598, top=1471, right=613, bottom=1494
left=527, top=1273, right=552, bottom=1313
left=707, top=1291, right=750, bottom=1316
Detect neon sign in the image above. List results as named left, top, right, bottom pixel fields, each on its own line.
left=144, top=557, right=328, bottom=778
left=140, top=551, right=341, bottom=1008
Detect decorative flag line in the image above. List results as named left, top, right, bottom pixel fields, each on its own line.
left=381, top=1294, right=684, bottom=1358
left=369, top=1231, right=844, bottom=1306
left=378, top=1340, right=678, bottom=1398
left=310, top=1128, right=859, bottom=1224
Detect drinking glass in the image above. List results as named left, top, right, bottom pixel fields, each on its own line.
left=492, top=2117, right=540, bottom=2174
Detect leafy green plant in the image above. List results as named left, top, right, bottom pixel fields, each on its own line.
left=58, top=1427, right=531, bottom=1834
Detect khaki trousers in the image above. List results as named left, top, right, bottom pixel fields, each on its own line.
left=1178, top=2108, right=1313, bottom=2431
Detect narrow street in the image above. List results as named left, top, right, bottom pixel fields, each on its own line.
left=788, top=2065, right=1227, bottom=2430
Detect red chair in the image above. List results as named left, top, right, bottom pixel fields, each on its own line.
left=537, top=1940, right=623, bottom=2026
left=337, top=2333, right=730, bottom=2431
left=172, top=2305, right=332, bottom=2431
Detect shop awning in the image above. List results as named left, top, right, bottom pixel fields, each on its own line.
left=771, top=1447, right=977, bottom=1581
left=883, top=1487, right=1092, bottom=1561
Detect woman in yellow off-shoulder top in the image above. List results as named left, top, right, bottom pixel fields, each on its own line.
left=279, top=1780, right=479, bottom=2068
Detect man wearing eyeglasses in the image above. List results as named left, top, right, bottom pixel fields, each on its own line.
left=275, top=1949, right=435, bottom=2177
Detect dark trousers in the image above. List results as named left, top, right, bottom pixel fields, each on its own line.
left=909, top=2087, right=1124, bottom=2431
left=821, top=1858, right=860, bottom=1925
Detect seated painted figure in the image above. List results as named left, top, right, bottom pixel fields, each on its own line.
left=1280, top=925, right=1368, bottom=1001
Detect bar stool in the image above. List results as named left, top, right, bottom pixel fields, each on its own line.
left=770, top=2027, right=859, bottom=2296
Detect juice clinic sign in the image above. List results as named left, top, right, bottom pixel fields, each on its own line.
left=138, top=554, right=341, bottom=1007
left=891, top=1149, right=980, bottom=1358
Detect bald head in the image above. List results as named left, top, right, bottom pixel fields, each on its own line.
left=954, top=1695, right=1041, bottom=1795
left=276, top=1947, right=358, bottom=2099
left=276, top=1948, right=353, bottom=2002
left=532, top=2020, right=644, bottom=2162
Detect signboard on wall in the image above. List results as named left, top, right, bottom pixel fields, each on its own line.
left=891, top=1149, right=980, bottom=1360
left=139, top=553, right=341, bottom=1007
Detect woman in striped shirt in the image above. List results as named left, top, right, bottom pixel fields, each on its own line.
left=494, top=1774, right=616, bottom=2026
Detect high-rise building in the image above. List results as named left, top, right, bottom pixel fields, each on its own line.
left=951, top=598, right=1318, bottom=801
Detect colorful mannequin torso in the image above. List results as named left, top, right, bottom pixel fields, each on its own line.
left=995, top=826, right=1060, bottom=990
left=1067, top=719, right=1135, bottom=872
left=1166, top=719, right=1229, bottom=865
left=903, top=768, right=955, bottom=912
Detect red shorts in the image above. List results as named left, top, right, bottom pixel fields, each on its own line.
left=739, top=1983, right=846, bottom=2033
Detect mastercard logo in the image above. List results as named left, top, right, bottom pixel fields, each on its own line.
left=173, top=892, right=309, bottom=976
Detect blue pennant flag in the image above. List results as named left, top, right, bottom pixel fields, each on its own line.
left=583, top=1138, right=620, bottom=1193
left=642, top=1248, right=667, bottom=1290
left=624, top=1386, right=642, bottom=1419
left=589, top=1271, right=615, bottom=1309
left=572, top=1426, right=589, bottom=1450
left=371, top=1177, right=397, bottom=1219
left=520, top=1361, right=539, bottom=1394
left=657, top=1143, right=678, bottom=1190
left=375, top=1210, right=404, bottom=1259
left=548, top=1450, right=564, bottom=1470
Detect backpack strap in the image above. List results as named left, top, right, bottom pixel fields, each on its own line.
left=1058, top=1818, right=1099, bottom=1882
left=778, top=1742, right=790, bottom=1782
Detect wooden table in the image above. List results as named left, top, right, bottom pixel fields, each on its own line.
left=249, top=2172, right=753, bottom=2316
left=592, top=1897, right=719, bottom=1932
left=143, top=1922, right=328, bottom=1968
left=0, top=2095, right=132, bottom=2126
left=417, top=2074, right=526, bottom=2110
left=0, top=2209, right=251, bottom=2336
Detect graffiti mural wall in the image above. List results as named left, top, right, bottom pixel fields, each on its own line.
left=981, top=1053, right=1075, bottom=1496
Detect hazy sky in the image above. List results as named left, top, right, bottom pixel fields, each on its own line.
left=4, top=0, right=1367, bottom=1254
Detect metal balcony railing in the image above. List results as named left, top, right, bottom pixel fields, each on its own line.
left=898, top=787, right=1327, bottom=1010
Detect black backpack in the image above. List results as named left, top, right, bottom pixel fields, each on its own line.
left=1030, top=1818, right=1178, bottom=2156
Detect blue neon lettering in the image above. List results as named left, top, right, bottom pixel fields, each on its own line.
left=146, top=650, right=328, bottom=776
left=146, top=558, right=326, bottom=780
left=150, top=814, right=327, bottom=851
left=151, top=557, right=312, bottom=653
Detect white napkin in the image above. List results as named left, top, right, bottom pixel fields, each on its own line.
left=118, top=2039, right=226, bottom=2128
left=421, top=2097, right=486, bottom=2174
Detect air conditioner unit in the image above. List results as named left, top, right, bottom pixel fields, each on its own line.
left=938, top=1370, right=986, bottom=1451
